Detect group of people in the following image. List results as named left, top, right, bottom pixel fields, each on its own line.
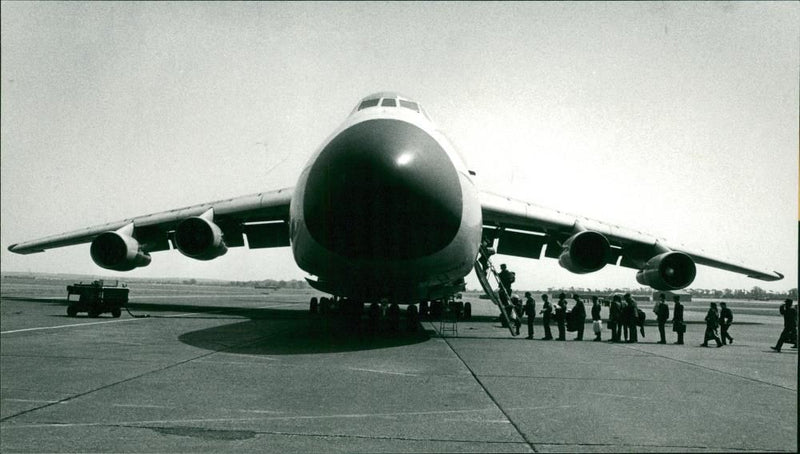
left=509, top=292, right=655, bottom=343
left=500, top=289, right=798, bottom=351
left=495, top=263, right=797, bottom=349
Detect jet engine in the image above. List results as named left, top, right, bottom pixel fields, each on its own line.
left=636, top=251, right=697, bottom=290
left=558, top=230, right=611, bottom=274
left=90, top=231, right=151, bottom=271
left=174, top=216, right=227, bottom=260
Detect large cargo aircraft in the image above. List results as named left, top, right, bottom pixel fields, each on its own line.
left=8, top=92, right=783, bottom=304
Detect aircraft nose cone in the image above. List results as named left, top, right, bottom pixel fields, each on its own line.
left=303, top=119, right=463, bottom=260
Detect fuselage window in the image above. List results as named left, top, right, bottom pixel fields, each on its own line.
left=358, top=98, right=380, bottom=110
left=381, top=98, right=397, bottom=107
left=399, top=100, right=419, bottom=112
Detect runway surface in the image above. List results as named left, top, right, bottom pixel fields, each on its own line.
left=1, top=277, right=796, bottom=452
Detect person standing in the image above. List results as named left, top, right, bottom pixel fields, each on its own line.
left=654, top=293, right=670, bottom=344
left=702, top=302, right=723, bottom=347
left=524, top=292, right=536, bottom=339
left=719, top=302, right=734, bottom=345
left=608, top=294, right=621, bottom=342
left=624, top=293, right=638, bottom=343
left=511, top=295, right=523, bottom=336
left=555, top=293, right=568, bottom=341
left=540, top=294, right=553, bottom=340
left=619, top=295, right=630, bottom=342
left=591, top=296, right=603, bottom=341
left=672, top=295, right=685, bottom=345
left=571, top=294, right=586, bottom=340
left=771, top=299, right=797, bottom=352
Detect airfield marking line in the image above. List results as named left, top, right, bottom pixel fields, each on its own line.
left=2, top=420, right=533, bottom=448
left=612, top=342, right=797, bottom=392
left=111, top=404, right=173, bottom=409
left=0, top=310, right=218, bottom=335
left=585, top=391, right=652, bottom=400
left=428, top=322, right=538, bottom=453
left=0, top=323, right=278, bottom=423
left=127, top=426, right=534, bottom=447
left=4, top=398, right=60, bottom=404
left=0, top=317, right=147, bottom=334
left=347, top=367, right=419, bottom=376
left=1, top=407, right=506, bottom=429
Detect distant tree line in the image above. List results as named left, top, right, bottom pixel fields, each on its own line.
left=533, top=286, right=797, bottom=300
left=688, top=286, right=797, bottom=300
left=226, top=279, right=310, bottom=289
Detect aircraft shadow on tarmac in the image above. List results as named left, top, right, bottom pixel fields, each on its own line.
left=2, top=297, right=432, bottom=355
left=177, top=316, right=432, bottom=356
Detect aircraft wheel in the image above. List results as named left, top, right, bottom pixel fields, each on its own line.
left=310, top=297, right=319, bottom=314
left=111, top=308, right=122, bottom=318
left=67, top=306, right=78, bottom=317
left=406, top=305, right=419, bottom=332
left=388, top=303, right=401, bottom=332
left=464, top=302, right=472, bottom=320
left=419, top=300, right=429, bottom=318
left=320, top=297, right=331, bottom=315
left=430, top=300, right=443, bottom=319
left=454, top=301, right=464, bottom=319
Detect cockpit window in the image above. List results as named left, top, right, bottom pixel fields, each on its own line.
left=399, top=100, right=419, bottom=112
left=381, top=98, right=397, bottom=107
left=358, top=98, right=380, bottom=110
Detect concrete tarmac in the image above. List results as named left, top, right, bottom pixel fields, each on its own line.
left=1, top=279, right=796, bottom=452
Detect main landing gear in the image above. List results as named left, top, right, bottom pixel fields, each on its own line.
left=307, top=296, right=428, bottom=333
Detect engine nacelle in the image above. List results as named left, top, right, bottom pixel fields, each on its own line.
left=636, top=251, right=697, bottom=290
left=90, top=231, right=151, bottom=271
left=558, top=230, right=611, bottom=274
left=174, top=216, right=227, bottom=260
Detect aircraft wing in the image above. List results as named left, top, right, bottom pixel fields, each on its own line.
left=8, top=187, right=294, bottom=257
left=479, top=190, right=783, bottom=287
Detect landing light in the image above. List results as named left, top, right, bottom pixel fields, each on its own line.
left=395, top=152, right=414, bottom=166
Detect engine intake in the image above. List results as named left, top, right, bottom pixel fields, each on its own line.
left=90, top=231, right=151, bottom=271
left=174, top=216, right=227, bottom=260
left=558, top=230, right=611, bottom=274
left=636, top=251, right=697, bottom=290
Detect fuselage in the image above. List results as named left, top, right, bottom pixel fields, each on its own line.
left=289, top=93, right=483, bottom=301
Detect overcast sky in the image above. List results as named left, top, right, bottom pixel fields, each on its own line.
left=1, top=2, right=797, bottom=292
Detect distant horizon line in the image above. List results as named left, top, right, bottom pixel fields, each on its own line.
left=2, top=270, right=795, bottom=297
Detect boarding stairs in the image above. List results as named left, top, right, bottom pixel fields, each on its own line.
left=438, top=296, right=459, bottom=337
left=474, top=244, right=518, bottom=336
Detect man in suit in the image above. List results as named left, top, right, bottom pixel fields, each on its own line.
left=624, top=293, right=638, bottom=343
left=555, top=293, right=568, bottom=341
left=672, top=295, right=685, bottom=345
left=608, top=294, right=622, bottom=342
left=540, top=294, right=553, bottom=340
left=702, top=302, right=723, bottom=347
left=719, top=302, right=734, bottom=345
left=654, top=293, right=670, bottom=344
left=524, top=292, right=536, bottom=339
left=771, top=299, right=797, bottom=352
left=571, top=294, right=586, bottom=341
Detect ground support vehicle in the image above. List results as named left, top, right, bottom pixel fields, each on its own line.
left=66, top=280, right=129, bottom=318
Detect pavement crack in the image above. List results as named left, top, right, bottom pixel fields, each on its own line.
left=431, top=322, right=537, bottom=453
left=612, top=343, right=797, bottom=392
left=0, top=333, right=275, bottom=423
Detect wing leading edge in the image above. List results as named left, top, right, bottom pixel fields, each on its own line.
left=479, top=190, right=783, bottom=288
left=8, top=188, right=294, bottom=260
